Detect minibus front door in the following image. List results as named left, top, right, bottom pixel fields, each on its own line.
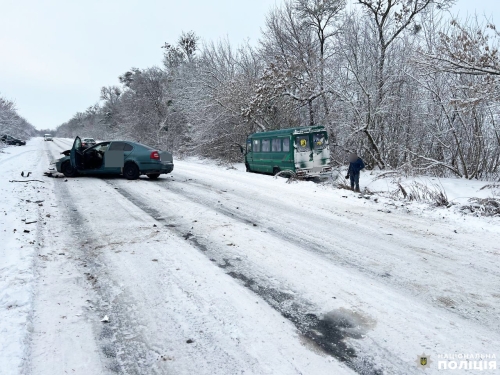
left=245, top=139, right=253, bottom=170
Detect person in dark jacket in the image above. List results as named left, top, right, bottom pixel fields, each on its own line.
left=346, top=152, right=365, bottom=192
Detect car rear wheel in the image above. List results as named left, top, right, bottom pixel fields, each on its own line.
left=124, top=162, right=140, bottom=180
left=147, top=174, right=160, bottom=180
left=16, top=142, right=21, bottom=146
left=62, top=161, right=78, bottom=177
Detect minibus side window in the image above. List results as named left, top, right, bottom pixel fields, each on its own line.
left=253, top=139, right=260, bottom=152
left=272, top=138, right=281, bottom=152
left=296, top=136, right=310, bottom=152
left=283, top=138, right=290, bottom=152
left=262, top=139, right=270, bottom=152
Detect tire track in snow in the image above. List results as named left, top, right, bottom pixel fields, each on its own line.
left=47, top=140, right=500, bottom=374
left=3, top=144, right=49, bottom=375
left=158, top=179, right=384, bottom=276
left=44, top=142, right=162, bottom=375
left=157, top=174, right=500, bottom=331
left=47, top=139, right=366, bottom=374
left=0, top=149, right=34, bottom=166
left=104, top=181, right=385, bottom=375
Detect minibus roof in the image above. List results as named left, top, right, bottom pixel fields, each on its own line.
left=249, top=125, right=326, bottom=139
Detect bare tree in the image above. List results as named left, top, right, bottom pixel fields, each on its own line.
left=425, top=17, right=500, bottom=76
left=0, top=95, right=36, bottom=139
left=52, top=4, right=500, bottom=180
left=355, top=0, right=455, bottom=168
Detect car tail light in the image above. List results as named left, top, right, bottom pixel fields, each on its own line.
left=150, top=151, right=160, bottom=160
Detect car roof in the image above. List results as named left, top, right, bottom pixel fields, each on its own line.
left=76, top=136, right=154, bottom=150
left=111, top=140, right=153, bottom=149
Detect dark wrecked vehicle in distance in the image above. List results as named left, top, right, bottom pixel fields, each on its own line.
left=81, top=137, right=96, bottom=148
left=1, top=134, right=26, bottom=146
left=55, top=136, right=174, bottom=180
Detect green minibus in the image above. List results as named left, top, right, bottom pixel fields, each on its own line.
left=245, top=126, right=332, bottom=177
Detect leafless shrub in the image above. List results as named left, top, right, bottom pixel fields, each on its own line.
left=327, top=169, right=350, bottom=189
left=371, top=171, right=401, bottom=182
left=274, top=170, right=299, bottom=184
left=388, top=188, right=403, bottom=200
left=362, top=187, right=375, bottom=195
left=397, top=181, right=449, bottom=207
left=397, top=183, right=408, bottom=199
left=480, top=184, right=500, bottom=191
left=336, top=182, right=351, bottom=190
left=460, top=198, right=500, bottom=217
left=215, top=159, right=236, bottom=169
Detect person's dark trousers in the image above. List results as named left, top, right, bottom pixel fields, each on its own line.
left=350, top=172, right=360, bottom=191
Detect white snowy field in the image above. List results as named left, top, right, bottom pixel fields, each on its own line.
left=0, top=138, right=499, bottom=375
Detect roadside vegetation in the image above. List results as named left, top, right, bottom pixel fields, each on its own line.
left=48, top=0, right=500, bottom=181
left=0, top=95, right=37, bottom=146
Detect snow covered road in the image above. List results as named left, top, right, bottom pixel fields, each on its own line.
left=1, top=138, right=499, bottom=374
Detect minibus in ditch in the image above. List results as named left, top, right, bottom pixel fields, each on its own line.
left=244, top=125, right=332, bottom=177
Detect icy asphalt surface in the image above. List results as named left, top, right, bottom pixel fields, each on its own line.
left=0, top=138, right=499, bottom=375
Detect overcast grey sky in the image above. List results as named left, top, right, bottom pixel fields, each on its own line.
left=0, top=0, right=499, bottom=130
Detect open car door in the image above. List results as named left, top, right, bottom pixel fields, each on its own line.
left=70, top=136, right=83, bottom=170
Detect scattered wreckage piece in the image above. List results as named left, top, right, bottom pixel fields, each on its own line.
left=9, top=180, right=45, bottom=183
left=44, top=171, right=65, bottom=178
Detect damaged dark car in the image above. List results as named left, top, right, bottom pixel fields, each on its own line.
left=1, top=134, right=26, bottom=146
left=55, top=136, right=174, bottom=180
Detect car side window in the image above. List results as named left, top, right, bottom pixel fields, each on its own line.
left=91, top=143, right=110, bottom=153
left=74, top=137, right=82, bottom=150
left=109, top=142, right=125, bottom=151
left=123, top=143, right=133, bottom=151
